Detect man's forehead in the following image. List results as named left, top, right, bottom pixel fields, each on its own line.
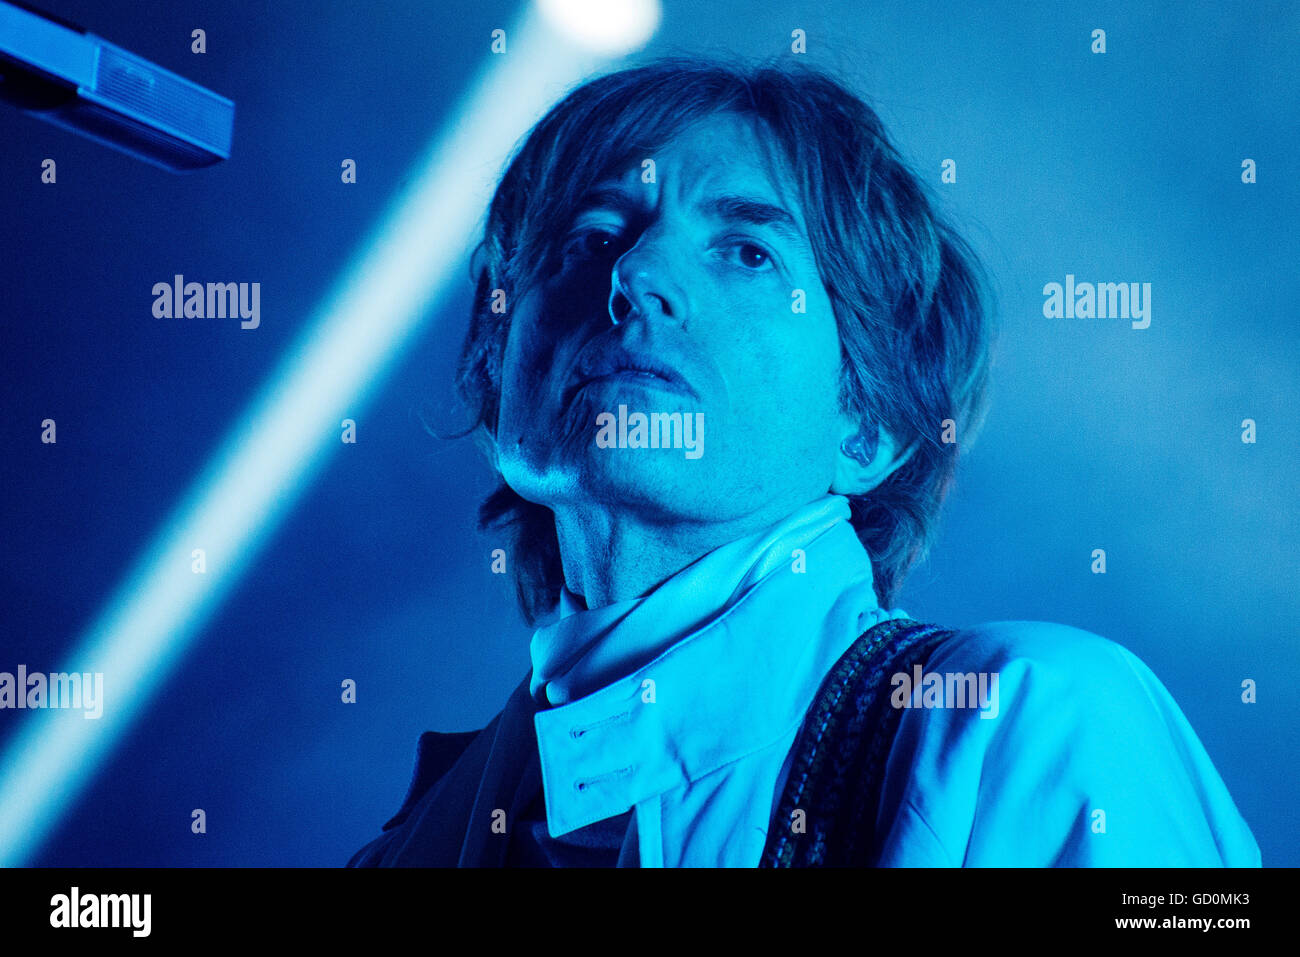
left=580, top=112, right=799, bottom=211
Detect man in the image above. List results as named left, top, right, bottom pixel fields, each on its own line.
left=349, top=58, right=1260, bottom=867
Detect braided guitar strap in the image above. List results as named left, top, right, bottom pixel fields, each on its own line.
left=759, top=617, right=958, bottom=867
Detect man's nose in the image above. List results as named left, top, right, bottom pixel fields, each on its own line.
left=607, top=239, right=688, bottom=327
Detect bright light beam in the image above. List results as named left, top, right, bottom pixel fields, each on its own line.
left=0, top=0, right=661, bottom=865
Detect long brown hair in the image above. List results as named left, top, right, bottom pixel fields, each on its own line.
left=453, top=57, right=997, bottom=624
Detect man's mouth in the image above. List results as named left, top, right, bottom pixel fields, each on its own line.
left=579, top=368, right=679, bottom=392
left=564, top=345, right=698, bottom=406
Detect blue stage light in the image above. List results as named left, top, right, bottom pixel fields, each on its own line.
left=0, top=0, right=660, bottom=866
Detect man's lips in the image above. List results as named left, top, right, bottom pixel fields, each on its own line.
left=563, top=346, right=699, bottom=406
left=571, top=369, right=687, bottom=397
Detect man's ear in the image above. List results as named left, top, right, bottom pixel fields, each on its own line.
left=830, top=416, right=916, bottom=496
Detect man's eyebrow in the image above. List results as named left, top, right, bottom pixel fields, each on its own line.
left=567, top=189, right=811, bottom=250
left=571, top=187, right=639, bottom=219
left=698, top=195, right=808, bottom=248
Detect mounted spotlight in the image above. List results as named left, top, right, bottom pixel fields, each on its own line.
left=0, top=0, right=234, bottom=171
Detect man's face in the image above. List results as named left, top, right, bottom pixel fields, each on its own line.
left=495, top=111, right=846, bottom=529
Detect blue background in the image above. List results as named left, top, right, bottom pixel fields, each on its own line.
left=1, top=0, right=1295, bottom=866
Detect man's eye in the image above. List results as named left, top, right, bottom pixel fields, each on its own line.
left=562, top=228, right=621, bottom=264
left=722, top=240, right=774, bottom=270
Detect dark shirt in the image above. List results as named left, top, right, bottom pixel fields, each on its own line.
left=348, top=675, right=639, bottom=867
left=505, top=786, right=635, bottom=867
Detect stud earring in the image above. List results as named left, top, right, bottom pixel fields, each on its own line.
left=840, top=430, right=878, bottom=467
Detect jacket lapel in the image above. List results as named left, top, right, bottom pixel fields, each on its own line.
left=457, top=675, right=544, bottom=866
left=378, top=674, right=539, bottom=866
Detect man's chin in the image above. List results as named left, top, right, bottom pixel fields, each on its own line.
left=585, top=446, right=705, bottom=488
left=502, top=450, right=704, bottom=503
left=539, top=450, right=713, bottom=519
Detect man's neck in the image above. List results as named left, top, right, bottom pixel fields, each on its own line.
left=550, top=497, right=812, bottom=608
